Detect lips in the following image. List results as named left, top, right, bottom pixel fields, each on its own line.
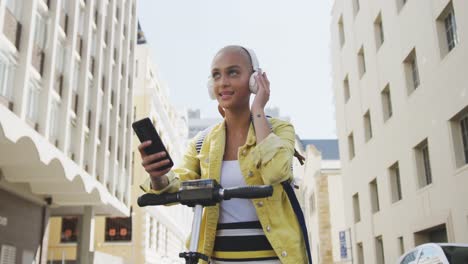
left=219, top=91, right=234, bottom=100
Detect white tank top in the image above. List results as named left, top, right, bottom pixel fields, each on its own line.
left=218, top=160, right=259, bottom=223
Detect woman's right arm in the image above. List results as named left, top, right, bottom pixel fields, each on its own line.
left=139, top=137, right=201, bottom=194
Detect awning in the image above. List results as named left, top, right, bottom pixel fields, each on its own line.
left=0, top=106, right=129, bottom=216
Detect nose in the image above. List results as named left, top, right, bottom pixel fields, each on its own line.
left=220, top=74, right=230, bottom=87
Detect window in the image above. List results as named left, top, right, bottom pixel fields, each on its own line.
left=90, top=34, right=96, bottom=75
left=338, top=15, right=345, bottom=47
left=353, top=0, right=360, bottom=16
left=6, top=0, right=23, bottom=19
left=353, top=193, right=361, bottom=223
left=357, top=243, right=364, bottom=264
left=72, top=92, right=79, bottom=113
left=60, top=217, right=78, bottom=243
left=436, top=2, right=458, bottom=57
left=444, top=6, right=458, bottom=51
left=115, top=7, right=120, bottom=20
left=101, top=76, right=106, bottom=92
left=414, top=224, right=448, bottom=244
left=369, top=179, right=380, bottom=213
left=364, top=110, right=373, bottom=141
left=0, top=61, right=15, bottom=101
left=68, top=120, right=76, bottom=159
left=419, top=246, right=440, bottom=262
left=59, top=0, right=69, bottom=34
left=56, top=41, right=65, bottom=73
left=78, top=9, right=85, bottom=36
left=449, top=106, right=468, bottom=167
left=381, top=84, right=393, bottom=121
left=50, top=100, right=60, bottom=141
left=403, top=48, right=420, bottom=93
left=34, top=13, right=47, bottom=50
left=462, top=116, right=468, bottom=164
left=26, top=82, right=40, bottom=123
left=374, top=13, right=384, bottom=49
left=358, top=46, right=366, bottom=78
left=415, top=139, right=432, bottom=187
left=398, top=236, right=405, bottom=257
left=343, top=75, right=350, bottom=102
left=401, top=250, right=417, bottom=264
left=94, top=5, right=99, bottom=26
left=389, top=162, right=402, bottom=202
left=73, top=60, right=80, bottom=91
left=105, top=217, right=132, bottom=242
left=348, top=132, right=355, bottom=160
left=375, top=236, right=385, bottom=264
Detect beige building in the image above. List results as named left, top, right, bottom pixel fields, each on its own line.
left=0, top=0, right=137, bottom=263
left=331, top=0, right=468, bottom=263
left=47, top=25, right=193, bottom=264
left=294, top=139, right=350, bottom=264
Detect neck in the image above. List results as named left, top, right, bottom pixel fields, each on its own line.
left=224, top=106, right=251, bottom=134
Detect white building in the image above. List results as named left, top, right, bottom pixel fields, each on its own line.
left=331, top=0, right=468, bottom=263
left=0, top=0, right=136, bottom=263
left=294, top=138, right=349, bottom=264
left=131, top=35, right=192, bottom=264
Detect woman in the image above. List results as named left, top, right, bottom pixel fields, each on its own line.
left=139, top=45, right=308, bottom=263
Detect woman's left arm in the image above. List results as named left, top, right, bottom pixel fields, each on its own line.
left=251, top=71, right=295, bottom=185
left=251, top=120, right=295, bottom=185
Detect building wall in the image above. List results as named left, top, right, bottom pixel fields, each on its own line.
left=331, top=0, right=468, bottom=263
left=0, top=0, right=136, bottom=263
left=294, top=139, right=349, bottom=264
left=46, top=41, right=192, bottom=264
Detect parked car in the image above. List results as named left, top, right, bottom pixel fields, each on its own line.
left=397, top=243, right=468, bottom=264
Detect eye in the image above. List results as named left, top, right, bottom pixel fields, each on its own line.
left=228, top=70, right=239, bottom=77
left=212, top=72, right=221, bottom=79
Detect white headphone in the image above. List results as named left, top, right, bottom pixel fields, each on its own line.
left=207, top=47, right=260, bottom=100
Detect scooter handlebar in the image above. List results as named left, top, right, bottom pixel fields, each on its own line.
left=137, top=192, right=179, bottom=207
left=137, top=185, right=273, bottom=207
left=222, top=185, right=273, bottom=200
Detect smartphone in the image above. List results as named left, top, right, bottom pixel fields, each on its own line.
left=132, top=117, right=174, bottom=171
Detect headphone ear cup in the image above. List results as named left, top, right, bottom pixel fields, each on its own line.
left=249, top=71, right=259, bottom=94
left=207, top=78, right=216, bottom=100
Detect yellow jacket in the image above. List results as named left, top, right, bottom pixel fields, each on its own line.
left=140, top=117, right=308, bottom=264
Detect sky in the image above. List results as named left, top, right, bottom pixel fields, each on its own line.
left=137, top=0, right=336, bottom=139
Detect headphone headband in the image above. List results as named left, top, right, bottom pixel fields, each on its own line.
left=240, top=47, right=260, bottom=72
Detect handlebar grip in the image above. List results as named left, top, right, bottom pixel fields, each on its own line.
left=223, top=185, right=273, bottom=200
left=137, top=192, right=180, bottom=207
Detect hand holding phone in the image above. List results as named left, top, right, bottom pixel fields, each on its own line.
left=133, top=118, right=174, bottom=180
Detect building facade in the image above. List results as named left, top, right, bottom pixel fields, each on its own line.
left=331, top=0, right=468, bottom=263
left=0, top=0, right=136, bottom=263
left=47, top=26, right=193, bottom=264
left=294, top=139, right=350, bottom=264
left=129, top=39, right=192, bottom=264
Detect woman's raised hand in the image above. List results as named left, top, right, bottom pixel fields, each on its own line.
left=138, top=140, right=172, bottom=185
left=251, top=70, right=270, bottom=112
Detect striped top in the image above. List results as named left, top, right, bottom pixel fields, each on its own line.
left=212, top=161, right=280, bottom=263
left=212, top=221, right=280, bottom=263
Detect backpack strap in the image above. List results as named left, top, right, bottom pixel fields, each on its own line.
left=195, top=125, right=214, bottom=154
left=281, top=181, right=313, bottom=263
